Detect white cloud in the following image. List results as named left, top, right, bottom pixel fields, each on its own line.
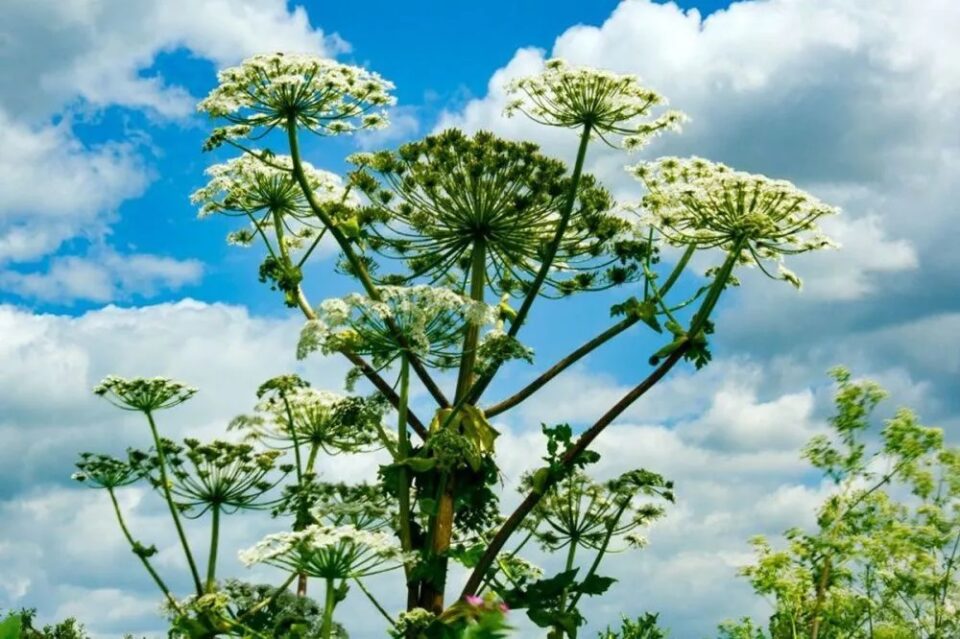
left=0, top=113, right=150, bottom=263
left=0, top=300, right=382, bottom=633
left=0, top=0, right=344, bottom=121
left=0, top=0, right=345, bottom=292
left=0, top=249, right=203, bottom=303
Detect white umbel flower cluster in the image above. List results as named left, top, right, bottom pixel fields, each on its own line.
left=630, top=156, right=839, bottom=289
left=504, top=58, right=686, bottom=149
left=244, top=386, right=384, bottom=453
left=298, top=285, right=500, bottom=367
left=198, top=52, right=395, bottom=148
left=94, top=375, right=197, bottom=412
left=191, top=153, right=355, bottom=219
left=238, top=524, right=413, bottom=579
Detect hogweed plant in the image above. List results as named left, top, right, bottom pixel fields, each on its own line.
left=73, top=53, right=840, bottom=637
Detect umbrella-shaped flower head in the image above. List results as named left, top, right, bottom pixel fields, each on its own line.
left=630, top=157, right=839, bottom=288
left=191, top=153, right=355, bottom=221
left=504, top=58, right=685, bottom=149
left=523, top=468, right=672, bottom=552
left=198, top=52, right=395, bottom=149
left=349, top=129, right=651, bottom=297
left=94, top=376, right=196, bottom=412
left=130, top=439, right=288, bottom=517
left=239, top=524, right=414, bottom=580
left=232, top=382, right=386, bottom=455
left=298, top=285, right=499, bottom=368
left=72, top=453, right=140, bottom=489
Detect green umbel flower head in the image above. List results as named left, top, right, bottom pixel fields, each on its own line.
left=523, top=468, right=672, bottom=552
left=630, top=157, right=839, bottom=288
left=130, top=439, right=288, bottom=517
left=231, top=383, right=386, bottom=455
left=239, top=524, right=414, bottom=580
left=94, top=376, right=196, bottom=412
left=198, top=52, right=395, bottom=150
left=349, top=129, right=652, bottom=297
left=298, top=285, right=500, bottom=368
left=72, top=453, right=140, bottom=489
left=504, top=58, right=686, bottom=148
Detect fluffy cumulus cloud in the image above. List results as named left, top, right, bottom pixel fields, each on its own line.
left=0, top=112, right=151, bottom=264
left=0, top=249, right=204, bottom=304
left=0, top=0, right=342, bottom=300
left=0, top=0, right=343, bottom=121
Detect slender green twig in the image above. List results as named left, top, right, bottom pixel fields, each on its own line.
left=354, top=578, right=397, bottom=627
left=107, top=488, right=180, bottom=611
left=145, top=411, right=203, bottom=594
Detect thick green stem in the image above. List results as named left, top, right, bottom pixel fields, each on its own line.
left=321, top=578, right=336, bottom=639
left=205, top=505, right=220, bottom=592
left=306, top=443, right=320, bottom=475
left=465, top=123, right=593, bottom=406
left=145, top=411, right=203, bottom=594
left=484, top=316, right=637, bottom=417
left=688, top=242, right=743, bottom=339
left=281, top=393, right=310, bottom=596
left=553, top=541, right=579, bottom=638
left=396, top=355, right=417, bottom=608
left=107, top=488, right=179, bottom=611
left=455, top=241, right=487, bottom=399
left=421, top=242, right=487, bottom=612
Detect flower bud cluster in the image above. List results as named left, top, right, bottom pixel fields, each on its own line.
left=72, top=453, right=140, bottom=489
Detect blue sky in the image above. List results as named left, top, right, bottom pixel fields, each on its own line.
left=0, top=1, right=957, bottom=637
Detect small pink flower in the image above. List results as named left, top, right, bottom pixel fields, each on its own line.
left=465, top=595, right=483, bottom=606
left=498, top=602, right=509, bottom=614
